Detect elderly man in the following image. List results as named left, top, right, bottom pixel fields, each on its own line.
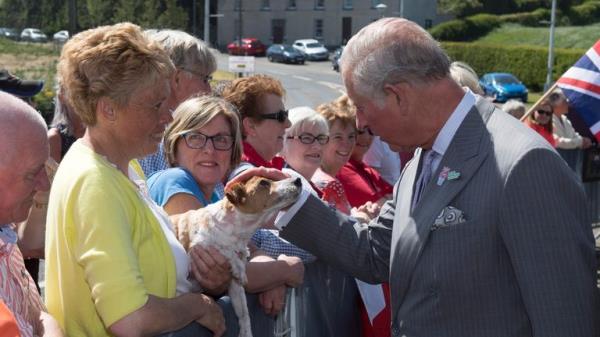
left=0, top=91, right=63, bottom=336
left=139, top=29, right=215, bottom=177
left=238, top=18, right=599, bottom=336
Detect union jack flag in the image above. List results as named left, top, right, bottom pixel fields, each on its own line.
left=557, top=40, right=600, bottom=142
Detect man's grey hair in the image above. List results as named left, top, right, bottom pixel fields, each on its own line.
left=341, top=18, right=450, bottom=101
left=147, top=29, right=217, bottom=76
left=0, top=91, right=47, bottom=167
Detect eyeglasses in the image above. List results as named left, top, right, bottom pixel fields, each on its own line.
left=258, top=110, right=289, bottom=123
left=536, top=109, right=552, bottom=116
left=180, top=68, right=213, bottom=84
left=181, top=131, right=234, bottom=151
left=357, top=127, right=374, bottom=136
left=287, top=133, right=330, bottom=145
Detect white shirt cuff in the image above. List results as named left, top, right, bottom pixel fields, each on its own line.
left=274, top=183, right=311, bottom=230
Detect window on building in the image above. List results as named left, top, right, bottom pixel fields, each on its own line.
left=314, top=19, right=323, bottom=39
left=343, top=0, right=353, bottom=10
left=288, top=0, right=297, bottom=10
left=425, top=19, right=433, bottom=29
left=315, top=0, right=325, bottom=10
left=261, top=0, right=270, bottom=10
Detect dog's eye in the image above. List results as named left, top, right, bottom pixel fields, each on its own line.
left=259, top=179, right=270, bottom=188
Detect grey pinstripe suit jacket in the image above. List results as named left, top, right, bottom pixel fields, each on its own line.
left=281, top=98, right=600, bottom=337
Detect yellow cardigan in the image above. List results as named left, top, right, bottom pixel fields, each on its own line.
left=45, top=141, right=176, bottom=336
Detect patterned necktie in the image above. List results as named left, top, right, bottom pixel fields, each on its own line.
left=412, top=150, right=436, bottom=210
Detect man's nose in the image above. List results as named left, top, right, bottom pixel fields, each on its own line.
left=355, top=113, right=368, bottom=131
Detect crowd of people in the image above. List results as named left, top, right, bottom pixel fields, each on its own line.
left=0, top=17, right=598, bottom=337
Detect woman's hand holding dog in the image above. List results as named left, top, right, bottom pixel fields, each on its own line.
left=190, top=245, right=232, bottom=296
left=195, top=293, right=226, bottom=337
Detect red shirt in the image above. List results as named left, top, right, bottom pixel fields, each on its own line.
left=524, top=120, right=556, bottom=147
left=337, top=158, right=394, bottom=207
left=241, top=142, right=285, bottom=170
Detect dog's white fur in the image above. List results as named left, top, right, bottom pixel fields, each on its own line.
left=173, top=176, right=302, bottom=337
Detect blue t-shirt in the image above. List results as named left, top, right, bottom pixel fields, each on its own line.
left=147, top=167, right=220, bottom=207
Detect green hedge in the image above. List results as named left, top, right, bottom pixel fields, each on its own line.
left=431, top=2, right=600, bottom=41
left=441, top=42, right=585, bottom=91
left=568, top=1, right=600, bottom=25
left=499, top=8, right=552, bottom=26
left=430, top=14, right=502, bottom=41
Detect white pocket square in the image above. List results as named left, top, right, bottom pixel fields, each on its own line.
left=431, top=206, right=466, bottom=230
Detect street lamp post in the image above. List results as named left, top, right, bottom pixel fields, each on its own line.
left=399, top=0, right=404, bottom=18
left=203, top=0, right=209, bottom=43
left=544, top=0, right=557, bottom=91
left=376, top=3, right=388, bottom=18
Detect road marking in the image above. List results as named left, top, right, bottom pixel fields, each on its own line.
left=266, top=69, right=289, bottom=76
left=293, top=75, right=311, bottom=81
left=318, top=81, right=346, bottom=95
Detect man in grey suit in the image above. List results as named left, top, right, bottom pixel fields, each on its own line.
left=234, top=18, right=599, bottom=336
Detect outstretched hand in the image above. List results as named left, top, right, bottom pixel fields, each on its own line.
left=226, top=167, right=289, bottom=189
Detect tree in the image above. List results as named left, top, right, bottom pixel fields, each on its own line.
left=157, top=0, right=188, bottom=30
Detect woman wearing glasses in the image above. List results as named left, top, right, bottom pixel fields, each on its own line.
left=312, top=101, right=356, bottom=214
left=251, top=106, right=330, bottom=264
left=148, top=96, right=242, bottom=215
left=524, top=100, right=556, bottom=147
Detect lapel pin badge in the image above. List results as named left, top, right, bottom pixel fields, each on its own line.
left=447, top=170, right=461, bottom=181
left=437, top=166, right=450, bottom=186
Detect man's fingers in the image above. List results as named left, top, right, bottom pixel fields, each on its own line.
left=226, top=167, right=289, bottom=187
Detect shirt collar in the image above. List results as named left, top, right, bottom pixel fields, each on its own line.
left=430, top=88, right=477, bottom=157
left=0, top=224, right=17, bottom=244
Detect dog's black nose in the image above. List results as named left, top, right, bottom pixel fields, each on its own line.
left=293, top=177, right=302, bottom=187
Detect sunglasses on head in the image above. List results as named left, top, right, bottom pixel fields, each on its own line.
left=258, top=109, right=289, bottom=123
left=536, top=109, right=552, bottom=116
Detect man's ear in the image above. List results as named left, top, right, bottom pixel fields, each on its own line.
left=225, top=182, right=247, bottom=206
left=383, top=82, right=409, bottom=114
left=97, top=97, right=116, bottom=122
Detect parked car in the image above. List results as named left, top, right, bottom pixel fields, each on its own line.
left=292, top=39, right=329, bottom=61
left=332, top=46, right=344, bottom=72
left=227, top=38, right=266, bottom=56
left=21, top=28, right=47, bottom=43
left=266, top=44, right=306, bottom=64
left=479, top=72, right=528, bottom=103
left=53, top=30, right=69, bottom=43
left=0, top=28, right=20, bottom=41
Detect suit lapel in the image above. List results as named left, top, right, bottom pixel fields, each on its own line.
left=389, top=98, right=495, bottom=319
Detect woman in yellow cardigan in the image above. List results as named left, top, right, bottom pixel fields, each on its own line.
left=44, top=23, right=225, bottom=337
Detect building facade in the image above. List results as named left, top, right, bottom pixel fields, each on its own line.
left=212, top=0, right=452, bottom=50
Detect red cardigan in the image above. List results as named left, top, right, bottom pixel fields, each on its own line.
left=337, top=158, right=394, bottom=207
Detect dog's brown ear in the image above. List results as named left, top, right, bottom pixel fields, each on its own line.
left=225, top=182, right=246, bottom=206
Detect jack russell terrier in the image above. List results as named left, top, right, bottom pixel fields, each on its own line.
left=173, top=175, right=303, bottom=337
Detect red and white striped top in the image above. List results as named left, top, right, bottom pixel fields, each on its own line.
left=0, top=225, right=44, bottom=337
